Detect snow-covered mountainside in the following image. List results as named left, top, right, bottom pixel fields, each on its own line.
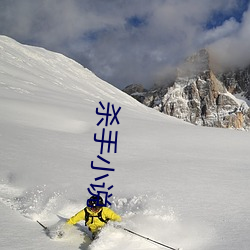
left=124, top=49, right=250, bottom=130
left=217, top=65, right=250, bottom=100
left=0, top=36, right=250, bottom=250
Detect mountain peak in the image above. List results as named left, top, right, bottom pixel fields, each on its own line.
left=177, top=49, right=211, bottom=78
left=124, top=48, right=250, bottom=130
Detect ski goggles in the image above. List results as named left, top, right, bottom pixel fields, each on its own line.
left=89, top=206, right=101, bottom=212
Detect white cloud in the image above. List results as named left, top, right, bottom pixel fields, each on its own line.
left=200, top=18, right=240, bottom=45
left=0, top=0, right=249, bottom=88
left=209, top=5, right=250, bottom=68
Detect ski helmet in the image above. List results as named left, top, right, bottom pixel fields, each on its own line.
left=88, top=195, right=104, bottom=207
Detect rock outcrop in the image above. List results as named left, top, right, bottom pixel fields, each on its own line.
left=123, top=49, right=250, bottom=130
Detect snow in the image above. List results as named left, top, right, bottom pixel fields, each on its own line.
left=234, top=93, right=250, bottom=107
left=0, top=35, right=250, bottom=250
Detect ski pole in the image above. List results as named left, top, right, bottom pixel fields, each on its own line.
left=37, top=220, right=48, bottom=231
left=122, top=227, right=180, bottom=250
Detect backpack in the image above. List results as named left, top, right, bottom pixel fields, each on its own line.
left=84, top=207, right=109, bottom=226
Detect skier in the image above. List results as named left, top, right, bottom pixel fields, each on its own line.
left=66, top=195, right=122, bottom=239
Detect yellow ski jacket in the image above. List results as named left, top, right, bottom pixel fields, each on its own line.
left=67, top=207, right=121, bottom=233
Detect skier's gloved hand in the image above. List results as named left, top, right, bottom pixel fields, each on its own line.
left=56, top=230, right=64, bottom=238
left=55, top=223, right=71, bottom=238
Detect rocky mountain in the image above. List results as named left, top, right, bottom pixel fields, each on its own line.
left=123, top=49, right=250, bottom=130
left=217, top=66, right=250, bottom=100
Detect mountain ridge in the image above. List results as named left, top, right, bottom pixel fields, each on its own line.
left=123, top=49, right=250, bottom=130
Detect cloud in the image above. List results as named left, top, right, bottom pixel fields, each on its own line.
left=0, top=0, right=249, bottom=89
left=209, top=4, right=250, bottom=69
left=200, top=18, right=240, bottom=45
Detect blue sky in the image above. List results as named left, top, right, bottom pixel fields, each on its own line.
left=0, top=0, right=249, bottom=89
left=205, top=0, right=249, bottom=28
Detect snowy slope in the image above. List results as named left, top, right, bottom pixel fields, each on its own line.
left=0, top=36, right=250, bottom=250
